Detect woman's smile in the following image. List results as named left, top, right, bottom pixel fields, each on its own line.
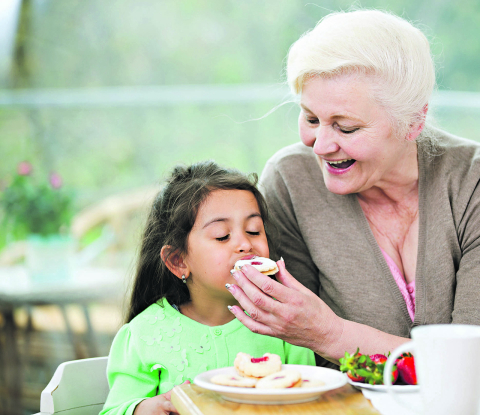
left=324, top=158, right=357, bottom=174
left=299, top=73, right=418, bottom=195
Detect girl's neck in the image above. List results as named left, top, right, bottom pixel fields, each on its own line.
left=179, top=297, right=239, bottom=327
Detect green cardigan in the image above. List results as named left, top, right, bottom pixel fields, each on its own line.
left=101, top=299, right=315, bottom=415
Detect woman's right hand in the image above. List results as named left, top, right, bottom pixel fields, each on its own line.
left=227, top=258, right=343, bottom=357
left=228, top=259, right=410, bottom=362
left=133, top=381, right=190, bottom=414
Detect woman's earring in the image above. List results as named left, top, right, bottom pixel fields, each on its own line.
left=182, top=275, right=187, bottom=284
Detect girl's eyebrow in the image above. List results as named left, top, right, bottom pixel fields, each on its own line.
left=202, top=212, right=262, bottom=229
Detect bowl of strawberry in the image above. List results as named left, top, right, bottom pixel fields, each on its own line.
left=339, top=348, right=418, bottom=392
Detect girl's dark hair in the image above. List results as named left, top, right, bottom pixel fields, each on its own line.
left=126, top=160, right=273, bottom=323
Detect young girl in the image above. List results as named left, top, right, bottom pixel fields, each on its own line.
left=101, top=161, right=315, bottom=415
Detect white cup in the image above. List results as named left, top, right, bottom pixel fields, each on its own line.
left=384, top=324, right=480, bottom=415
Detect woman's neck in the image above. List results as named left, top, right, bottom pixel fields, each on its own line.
left=358, top=157, right=419, bottom=207
left=357, top=178, right=418, bottom=208
left=179, top=296, right=240, bottom=327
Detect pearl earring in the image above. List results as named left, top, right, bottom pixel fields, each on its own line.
left=182, top=275, right=187, bottom=284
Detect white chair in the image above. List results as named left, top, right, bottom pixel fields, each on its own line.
left=34, top=356, right=109, bottom=415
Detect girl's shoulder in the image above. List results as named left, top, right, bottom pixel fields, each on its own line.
left=128, top=298, right=177, bottom=331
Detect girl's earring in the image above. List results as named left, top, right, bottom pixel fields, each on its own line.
left=182, top=275, right=187, bottom=284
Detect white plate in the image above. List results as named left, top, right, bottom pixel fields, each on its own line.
left=194, top=364, right=347, bottom=405
left=347, top=377, right=419, bottom=393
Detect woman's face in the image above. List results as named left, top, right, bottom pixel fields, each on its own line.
left=298, top=73, right=417, bottom=195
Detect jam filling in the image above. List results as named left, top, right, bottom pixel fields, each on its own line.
left=251, top=356, right=269, bottom=363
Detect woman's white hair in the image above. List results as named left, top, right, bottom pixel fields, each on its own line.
left=287, top=9, right=435, bottom=137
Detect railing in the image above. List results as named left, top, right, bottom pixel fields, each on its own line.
left=0, top=84, right=479, bottom=109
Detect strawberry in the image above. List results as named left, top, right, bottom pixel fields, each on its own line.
left=340, top=349, right=399, bottom=385
left=369, top=354, right=398, bottom=384
left=396, top=353, right=417, bottom=385
left=369, top=354, right=388, bottom=364
left=339, top=348, right=367, bottom=382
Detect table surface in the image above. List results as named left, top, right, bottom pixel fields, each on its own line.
left=171, top=383, right=381, bottom=415
left=0, top=265, right=127, bottom=305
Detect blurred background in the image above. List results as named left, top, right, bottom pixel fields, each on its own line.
left=1, top=0, right=480, bottom=414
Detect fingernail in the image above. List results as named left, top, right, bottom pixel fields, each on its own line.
left=230, top=269, right=235, bottom=275
left=280, top=257, right=285, bottom=263
left=225, top=283, right=232, bottom=289
left=227, top=305, right=235, bottom=313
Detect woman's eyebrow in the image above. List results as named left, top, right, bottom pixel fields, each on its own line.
left=300, top=104, right=362, bottom=123
left=332, top=112, right=363, bottom=122
left=300, top=103, right=313, bottom=112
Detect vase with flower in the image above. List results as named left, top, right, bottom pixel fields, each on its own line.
left=0, top=161, right=75, bottom=283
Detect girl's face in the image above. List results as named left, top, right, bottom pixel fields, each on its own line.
left=183, top=189, right=269, bottom=301
left=298, top=73, right=418, bottom=196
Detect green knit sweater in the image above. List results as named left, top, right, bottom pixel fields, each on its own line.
left=100, top=299, right=315, bottom=415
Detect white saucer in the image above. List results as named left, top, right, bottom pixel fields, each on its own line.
left=194, top=364, right=347, bottom=405
left=347, top=377, right=419, bottom=393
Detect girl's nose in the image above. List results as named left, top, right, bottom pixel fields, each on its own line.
left=236, top=234, right=253, bottom=253
left=313, top=126, right=340, bottom=155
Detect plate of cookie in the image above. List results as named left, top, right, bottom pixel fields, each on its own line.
left=194, top=353, right=347, bottom=405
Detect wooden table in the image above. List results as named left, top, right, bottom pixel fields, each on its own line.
left=171, top=383, right=381, bottom=415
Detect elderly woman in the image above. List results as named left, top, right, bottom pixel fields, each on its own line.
left=226, top=9, right=480, bottom=367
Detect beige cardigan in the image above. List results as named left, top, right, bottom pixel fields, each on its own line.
left=260, top=127, right=480, bottom=346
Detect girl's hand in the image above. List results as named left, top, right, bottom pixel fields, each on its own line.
left=133, top=381, right=190, bottom=415
left=227, top=259, right=342, bottom=354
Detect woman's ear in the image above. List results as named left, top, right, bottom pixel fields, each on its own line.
left=161, top=245, right=189, bottom=280
left=406, top=104, right=428, bottom=142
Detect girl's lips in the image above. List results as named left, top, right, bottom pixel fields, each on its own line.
left=324, top=159, right=356, bottom=175
left=240, top=254, right=256, bottom=260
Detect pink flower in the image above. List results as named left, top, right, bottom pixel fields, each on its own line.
left=17, top=161, right=32, bottom=176
left=49, top=172, right=63, bottom=189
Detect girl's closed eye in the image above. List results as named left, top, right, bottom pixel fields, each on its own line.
left=216, top=234, right=230, bottom=241
left=246, top=231, right=260, bottom=236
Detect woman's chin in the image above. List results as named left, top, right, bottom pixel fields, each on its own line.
left=323, top=178, right=359, bottom=195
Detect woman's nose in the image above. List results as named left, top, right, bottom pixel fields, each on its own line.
left=313, top=126, right=340, bottom=155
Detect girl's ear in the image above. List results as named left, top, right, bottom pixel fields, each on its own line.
left=160, top=245, right=189, bottom=280
left=406, top=104, right=428, bottom=142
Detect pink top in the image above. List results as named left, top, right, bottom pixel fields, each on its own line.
left=380, top=248, right=415, bottom=322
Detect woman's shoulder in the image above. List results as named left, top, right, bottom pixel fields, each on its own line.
left=265, top=142, right=316, bottom=168
left=424, top=126, right=480, bottom=165
left=421, top=126, right=480, bottom=211
left=261, top=142, right=322, bottom=186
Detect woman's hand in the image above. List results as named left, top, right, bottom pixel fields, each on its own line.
left=133, top=381, right=190, bottom=415
left=227, top=259, right=342, bottom=354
